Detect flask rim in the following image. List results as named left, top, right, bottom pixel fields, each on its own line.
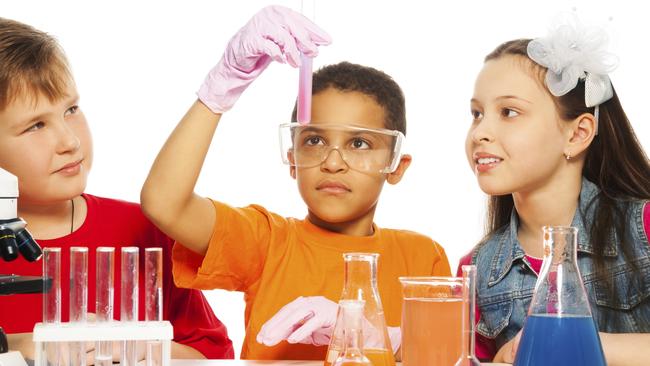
left=542, top=225, right=578, bottom=234
left=343, top=252, right=379, bottom=261
left=398, top=276, right=463, bottom=286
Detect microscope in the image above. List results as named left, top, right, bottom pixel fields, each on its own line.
left=0, top=167, right=44, bottom=356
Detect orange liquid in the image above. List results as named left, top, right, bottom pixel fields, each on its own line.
left=324, top=348, right=394, bottom=366
left=365, top=348, right=395, bottom=366
left=401, top=298, right=462, bottom=366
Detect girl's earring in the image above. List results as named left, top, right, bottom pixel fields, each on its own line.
left=565, top=152, right=572, bottom=160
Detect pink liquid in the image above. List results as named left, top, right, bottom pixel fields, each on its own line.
left=297, top=53, right=313, bottom=124
left=401, top=298, right=463, bottom=366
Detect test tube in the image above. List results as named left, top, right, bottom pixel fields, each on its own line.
left=95, top=247, right=114, bottom=366
left=145, top=248, right=163, bottom=366
left=455, top=265, right=481, bottom=366
left=69, top=247, right=88, bottom=366
left=297, top=53, right=313, bottom=124
left=121, top=247, right=139, bottom=366
left=42, top=247, right=61, bottom=366
left=144, top=248, right=163, bottom=321
left=43, top=248, right=61, bottom=324
left=297, top=0, right=316, bottom=125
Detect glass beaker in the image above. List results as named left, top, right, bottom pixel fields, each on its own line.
left=513, top=226, right=606, bottom=366
left=399, top=276, right=463, bottom=366
left=332, top=300, right=372, bottom=366
left=325, top=253, right=395, bottom=366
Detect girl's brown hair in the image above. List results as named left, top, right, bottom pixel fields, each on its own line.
left=483, top=39, right=650, bottom=307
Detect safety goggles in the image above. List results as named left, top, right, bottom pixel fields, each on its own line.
left=279, top=123, right=405, bottom=174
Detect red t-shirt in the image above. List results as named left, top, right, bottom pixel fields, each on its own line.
left=0, top=194, right=234, bottom=359
left=457, top=202, right=650, bottom=361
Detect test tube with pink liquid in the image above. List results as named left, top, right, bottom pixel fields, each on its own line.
left=297, top=0, right=316, bottom=125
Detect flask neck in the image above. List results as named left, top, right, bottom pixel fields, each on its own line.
left=539, top=227, right=582, bottom=281
left=343, top=259, right=377, bottom=295
left=531, top=226, right=592, bottom=316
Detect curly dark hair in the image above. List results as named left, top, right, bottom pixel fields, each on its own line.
left=291, top=61, right=406, bottom=135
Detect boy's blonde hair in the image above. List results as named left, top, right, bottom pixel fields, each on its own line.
left=0, top=17, right=72, bottom=111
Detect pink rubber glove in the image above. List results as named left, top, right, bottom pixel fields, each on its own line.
left=257, top=296, right=338, bottom=346
left=256, top=296, right=402, bottom=354
left=197, top=5, right=332, bottom=114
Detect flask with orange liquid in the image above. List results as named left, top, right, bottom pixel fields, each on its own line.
left=325, top=253, right=395, bottom=366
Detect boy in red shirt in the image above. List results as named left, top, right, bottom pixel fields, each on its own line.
left=0, top=17, right=234, bottom=361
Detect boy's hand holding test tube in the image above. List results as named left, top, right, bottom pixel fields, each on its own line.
left=197, top=5, right=331, bottom=114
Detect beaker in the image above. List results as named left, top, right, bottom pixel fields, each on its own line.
left=513, top=226, right=606, bottom=366
left=325, top=253, right=395, bottom=366
left=332, top=300, right=372, bottom=366
left=399, top=276, right=463, bottom=366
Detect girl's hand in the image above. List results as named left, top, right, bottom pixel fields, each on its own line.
left=493, top=330, right=522, bottom=364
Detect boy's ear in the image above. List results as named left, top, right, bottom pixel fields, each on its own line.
left=287, top=151, right=297, bottom=179
left=566, top=113, right=597, bottom=159
left=386, top=154, right=412, bottom=185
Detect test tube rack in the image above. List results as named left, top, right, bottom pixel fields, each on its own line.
left=33, top=246, right=169, bottom=366
left=33, top=321, right=172, bottom=366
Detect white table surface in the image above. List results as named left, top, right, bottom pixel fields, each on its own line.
left=169, top=360, right=509, bottom=366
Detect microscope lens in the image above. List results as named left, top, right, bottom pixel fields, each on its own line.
left=15, top=229, right=43, bottom=262
left=0, top=228, right=19, bottom=261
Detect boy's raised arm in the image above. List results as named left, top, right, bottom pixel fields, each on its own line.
left=141, top=101, right=220, bottom=255
left=140, top=5, right=331, bottom=255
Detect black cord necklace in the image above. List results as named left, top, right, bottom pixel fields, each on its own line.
left=70, top=198, right=75, bottom=234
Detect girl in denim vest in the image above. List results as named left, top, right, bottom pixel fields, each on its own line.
left=460, top=17, right=650, bottom=365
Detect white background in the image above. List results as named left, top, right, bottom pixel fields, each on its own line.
left=4, top=0, right=649, bottom=357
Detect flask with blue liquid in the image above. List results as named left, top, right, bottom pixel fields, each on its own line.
left=514, top=226, right=606, bottom=366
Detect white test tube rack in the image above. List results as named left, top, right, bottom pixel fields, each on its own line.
left=33, top=246, right=172, bottom=366
left=32, top=321, right=173, bottom=366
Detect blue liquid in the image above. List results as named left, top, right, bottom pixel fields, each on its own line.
left=514, top=314, right=606, bottom=366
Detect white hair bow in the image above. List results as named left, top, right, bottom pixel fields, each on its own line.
left=526, top=14, right=618, bottom=108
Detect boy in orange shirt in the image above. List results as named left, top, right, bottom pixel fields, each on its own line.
left=141, top=5, right=451, bottom=360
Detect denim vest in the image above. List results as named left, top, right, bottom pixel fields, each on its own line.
left=472, top=178, right=650, bottom=350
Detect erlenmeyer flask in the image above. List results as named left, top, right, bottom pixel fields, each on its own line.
left=325, top=253, right=395, bottom=366
left=514, top=226, right=606, bottom=366
left=332, top=300, right=372, bottom=366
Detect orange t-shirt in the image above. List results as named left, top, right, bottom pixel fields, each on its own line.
left=172, top=200, right=451, bottom=360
